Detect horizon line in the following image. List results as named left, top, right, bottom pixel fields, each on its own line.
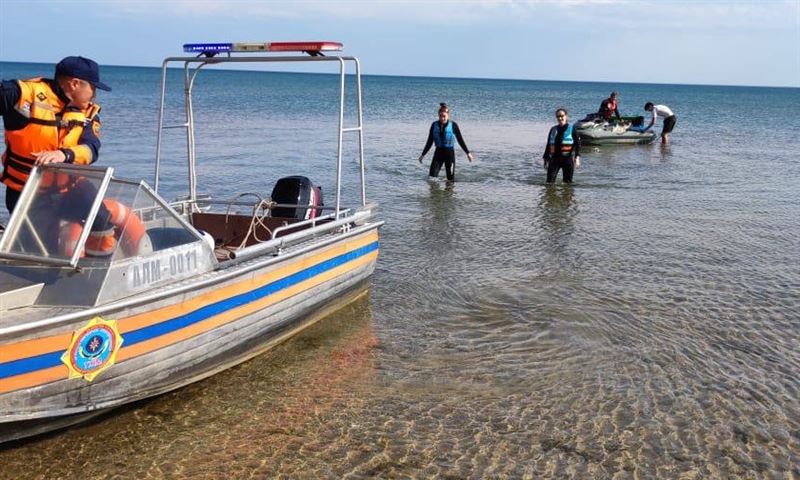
left=1, top=60, right=798, bottom=90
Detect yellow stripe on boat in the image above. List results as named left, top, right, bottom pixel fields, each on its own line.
left=0, top=232, right=378, bottom=394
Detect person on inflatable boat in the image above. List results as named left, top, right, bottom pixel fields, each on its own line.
left=598, top=91, right=622, bottom=122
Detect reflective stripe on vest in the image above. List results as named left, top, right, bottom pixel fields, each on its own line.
left=433, top=121, right=455, bottom=149
left=1, top=79, right=100, bottom=192
left=548, top=124, right=574, bottom=155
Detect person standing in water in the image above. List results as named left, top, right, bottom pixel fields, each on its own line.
left=418, top=102, right=473, bottom=182
left=543, top=108, right=581, bottom=184
left=643, top=102, right=677, bottom=145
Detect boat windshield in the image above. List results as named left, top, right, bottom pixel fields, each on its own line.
left=0, top=165, right=216, bottom=307
left=0, top=165, right=111, bottom=266
left=0, top=164, right=203, bottom=268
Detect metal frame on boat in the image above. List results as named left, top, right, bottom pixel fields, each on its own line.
left=0, top=41, right=382, bottom=443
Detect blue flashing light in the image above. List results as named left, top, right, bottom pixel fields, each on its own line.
left=183, top=43, right=233, bottom=54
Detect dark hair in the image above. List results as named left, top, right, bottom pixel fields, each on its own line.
left=438, top=102, right=449, bottom=114
left=610, top=91, right=618, bottom=97
left=644, top=102, right=654, bottom=110
left=555, top=108, right=568, bottom=116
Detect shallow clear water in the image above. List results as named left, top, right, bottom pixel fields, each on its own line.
left=1, top=62, right=799, bottom=478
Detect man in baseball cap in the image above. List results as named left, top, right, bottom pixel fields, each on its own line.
left=55, top=56, right=112, bottom=92
left=0, top=55, right=111, bottom=217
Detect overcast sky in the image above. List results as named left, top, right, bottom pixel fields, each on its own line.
left=1, top=0, right=798, bottom=87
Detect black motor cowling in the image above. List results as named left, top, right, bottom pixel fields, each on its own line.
left=270, top=176, right=324, bottom=220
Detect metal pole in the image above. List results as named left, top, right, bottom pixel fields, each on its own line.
left=354, top=58, right=366, bottom=206
left=335, top=58, right=345, bottom=219
left=154, top=60, right=170, bottom=193
left=184, top=63, right=197, bottom=205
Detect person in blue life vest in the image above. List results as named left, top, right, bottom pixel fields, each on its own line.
left=418, top=102, right=474, bottom=182
left=0, top=56, right=117, bottom=255
left=542, top=108, right=581, bottom=183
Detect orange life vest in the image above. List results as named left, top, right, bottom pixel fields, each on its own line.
left=599, top=98, right=618, bottom=120
left=2, top=78, right=101, bottom=192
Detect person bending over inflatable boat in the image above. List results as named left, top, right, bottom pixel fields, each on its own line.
left=543, top=108, right=581, bottom=184
left=418, top=103, right=473, bottom=182
left=643, top=102, right=677, bottom=145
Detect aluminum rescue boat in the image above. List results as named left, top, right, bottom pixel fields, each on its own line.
left=0, top=41, right=382, bottom=443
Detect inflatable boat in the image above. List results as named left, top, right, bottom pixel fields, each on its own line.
left=574, top=114, right=657, bottom=145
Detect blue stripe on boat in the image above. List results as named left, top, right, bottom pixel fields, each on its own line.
left=0, top=351, right=65, bottom=380
left=0, top=241, right=378, bottom=381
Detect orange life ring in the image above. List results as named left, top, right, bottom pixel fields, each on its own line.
left=103, top=199, right=147, bottom=256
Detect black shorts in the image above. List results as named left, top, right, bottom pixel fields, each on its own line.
left=662, top=115, right=676, bottom=134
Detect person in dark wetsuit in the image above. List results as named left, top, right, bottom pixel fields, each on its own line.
left=542, top=108, right=581, bottom=184
left=418, top=102, right=473, bottom=181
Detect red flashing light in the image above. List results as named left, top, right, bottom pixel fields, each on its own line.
left=266, top=42, right=343, bottom=52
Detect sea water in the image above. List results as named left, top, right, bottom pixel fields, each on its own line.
left=1, top=62, right=799, bottom=478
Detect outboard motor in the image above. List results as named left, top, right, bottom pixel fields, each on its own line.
left=270, top=176, right=324, bottom=220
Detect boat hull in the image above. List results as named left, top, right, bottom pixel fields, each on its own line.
left=578, top=134, right=657, bottom=145
left=575, top=125, right=657, bottom=145
left=0, top=227, right=379, bottom=443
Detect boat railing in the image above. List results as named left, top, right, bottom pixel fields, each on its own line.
left=268, top=209, right=349, bottom=240
left=172, top=196, right=346, bottom=227
left=167, top=194, right=367, bottom=262
left=227, top=208, right=370, bottom=263
left=193, top=198, right=338, bottom=212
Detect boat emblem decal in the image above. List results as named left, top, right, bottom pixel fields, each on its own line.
left=61, top=317, right=124, bottom=382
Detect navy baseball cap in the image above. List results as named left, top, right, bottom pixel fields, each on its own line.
left=55, top=56, right=111, bottom=91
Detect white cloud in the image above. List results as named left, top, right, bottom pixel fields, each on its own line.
left=80, top=0, right=799, bottom=32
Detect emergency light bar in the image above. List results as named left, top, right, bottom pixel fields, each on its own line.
left=183, top=42, right=344, bottom=56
